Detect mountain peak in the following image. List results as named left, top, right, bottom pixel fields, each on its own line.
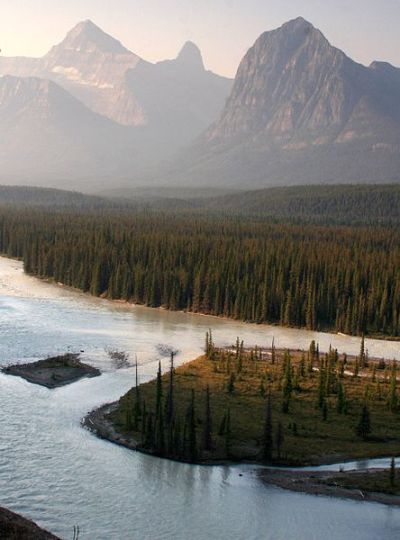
left=60, top=20, right=130, bottom=54
left=176, top=41, right=204, bottom=70
left=282, top=16, right=314, bottom=30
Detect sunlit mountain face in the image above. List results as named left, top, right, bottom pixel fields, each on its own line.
left=0, top=17, right=399, bottom=189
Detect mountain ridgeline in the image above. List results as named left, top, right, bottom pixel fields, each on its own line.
left=0, top=17, right=399, bottom=188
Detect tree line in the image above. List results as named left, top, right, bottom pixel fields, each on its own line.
left=0, top=207, right=399, bottom=336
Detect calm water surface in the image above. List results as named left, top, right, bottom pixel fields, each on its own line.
left=0, top=257, right=399, bottom=539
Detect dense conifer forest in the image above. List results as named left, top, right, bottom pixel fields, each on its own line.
left=0, top=201, right=399, bottom=336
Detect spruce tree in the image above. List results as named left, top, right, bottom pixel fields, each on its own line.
left=275, top=422, right=284, bottom=460
left=227, top=373, right=235, bottom=394
left=155, top=361, right=163, bottom=417
left=387, top=363, right=398, bottom=412
left=356, top=405, right=371, bottom=440
left=133, top=355, right=141, bottom=430
left=203, top=385, right=213, bottom=452
left=390, top=457, right=396, bottom=487
left=188, top=389, right=197, bottom=462
left=322, top=399, right=328, bottom=421
left=336, top=382, right=346, bottom=414
left=224, top=408, right=232, bottom=457
left=165, top=352, right=175, bottom=424
left=262, top=392, right=273, bottom=462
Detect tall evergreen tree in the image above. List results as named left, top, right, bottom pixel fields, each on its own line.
left=356, top=405, right=371, bottom=440
left=262, top=392, right=273, bottom=462
left=203, top=385, right=213, bottom=452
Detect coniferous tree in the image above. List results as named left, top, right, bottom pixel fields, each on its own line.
left=322, top=399, right=328, bottom=421
left=359, top=334, right=366, bottom=368
left=165, top=352, right=175, bottom=424
left=281, top=351, right=293, bottom=413
left=188, top=389, right=197, bottom=462
left=336, top=382, right=346, bottom=414
left=262, top=392, right=273, bottom=462
left=356, top=405, right=371, bottom=440
left=155, top=361, right=163, bottom=418
left=203, top=385, right=213, bottom=452
left=227, top=373, right=235, bottom=395
left=133, top=355, right=141, bottom=430
left=390, top=457, right=396, bottom=487
left=224, top=408, right=232, bottom=457
left=387, top=363, right=398, bottom=412
left=275, top=422, right=284, bottom=460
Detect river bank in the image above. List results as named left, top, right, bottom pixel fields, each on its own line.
left=84, top=397, right=400, bottom=507
left=0, top=507, right=60, bottom=539
left=259, top=468, right=400, bottom=507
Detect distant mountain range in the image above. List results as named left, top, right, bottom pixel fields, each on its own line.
left=0, top=20, right=231, bottom=186
left=0, top=17, right=399, bottom=189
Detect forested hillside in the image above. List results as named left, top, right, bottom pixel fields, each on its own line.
left=0, top=207, right=399, bottom=337
left=0, top=186, right=109, bottom=209
left=3, top=184, right=400, bottom=226
left=194, top=185, right=400, bottom=225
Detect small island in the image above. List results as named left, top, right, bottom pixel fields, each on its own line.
left=3, top=353, right=101, bottom=388
left=85, top=334, right=400, bottom=475
left=0, top=506, right=60, bottom=539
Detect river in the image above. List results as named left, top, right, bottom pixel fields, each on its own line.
left=0, top=256, right=399, bottom=539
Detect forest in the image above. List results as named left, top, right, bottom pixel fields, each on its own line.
left=0, top=200, right=399, bottom=336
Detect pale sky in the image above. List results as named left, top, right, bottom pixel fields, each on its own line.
left=1, top=0, right=399, bottom=77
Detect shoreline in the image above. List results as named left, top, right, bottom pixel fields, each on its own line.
left=2, top=354, right=101, bottom=389
left=84, top=401, right=400, bottom=507
left=0, top=506, right=60, bottom=539
left=2, top=254, right=399, bottom=344
left=82, top=402, right=244, bottom=467
left=259, top=468, right=400, bottom=507
left=83, top=399, right=399, bottom=467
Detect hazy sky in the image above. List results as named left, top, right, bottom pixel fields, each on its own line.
left=1, top=0, right=399, bottom=77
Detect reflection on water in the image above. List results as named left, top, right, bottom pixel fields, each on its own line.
left=1, top=256, right=400, bottom=539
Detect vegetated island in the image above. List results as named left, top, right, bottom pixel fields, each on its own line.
left=0, top=506, right=60, bottom=539
left=84, top=333, right=400, bottom=504
left=3, top=353, right=101, bottom=388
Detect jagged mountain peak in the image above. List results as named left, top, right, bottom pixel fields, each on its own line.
left=253, top=16, right=329, bottom=56
left=176, top=41, right=204, bottom=70
left=56, top=19, right=131, bottom=55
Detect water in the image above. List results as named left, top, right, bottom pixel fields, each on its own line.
left=0, top=256, right=399, bottom=539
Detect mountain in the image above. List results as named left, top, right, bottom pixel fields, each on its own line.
left=0, top=21, right=232, bottom=185
left=0, top=21, right=231, bottom=133
left=0, top=75, right=136, bottom=185
left=125, top=41, right=232, bottom=151
left=166, top=17, right=400, bottom=188
left=0, top=20, right=143, bottom=126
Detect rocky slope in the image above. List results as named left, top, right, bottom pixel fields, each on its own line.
left=168, top=17, right=400, bottom=187
left=0, top=75, right=136, bottom=185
